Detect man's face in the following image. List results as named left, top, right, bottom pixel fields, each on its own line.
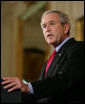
left=41, top=13, right=69, bottom=47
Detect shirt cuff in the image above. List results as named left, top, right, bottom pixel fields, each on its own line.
left=22, top=80, right=34, bottom=94
left=27, top=82, right=34, bottom=94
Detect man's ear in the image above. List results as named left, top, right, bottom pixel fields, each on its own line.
left=64, top=24, right=70, bottom=34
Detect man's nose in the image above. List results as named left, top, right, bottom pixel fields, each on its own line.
left=46, top=25, right=51, bottom=32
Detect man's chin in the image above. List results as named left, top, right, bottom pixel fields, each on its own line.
left=47, top=41, right=56, bottom=46
left=48, top=41, right=59, bottom=47
left=47, top=41, right=53, bottom=45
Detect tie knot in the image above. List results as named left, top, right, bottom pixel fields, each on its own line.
left=52, top=49, right=56, bottom=55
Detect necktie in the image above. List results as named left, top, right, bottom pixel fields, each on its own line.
left=44, top=49, right=56, bottom=76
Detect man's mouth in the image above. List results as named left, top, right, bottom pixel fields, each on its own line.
left=47, top=34, right=53, bottom=38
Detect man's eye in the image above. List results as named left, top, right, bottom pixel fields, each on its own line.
left=50, top=22, right=55, bottom=25
left=42, top=25, right=46, bottom=28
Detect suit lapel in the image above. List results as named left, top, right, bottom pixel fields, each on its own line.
left=44, top=50, right=65, bottom=78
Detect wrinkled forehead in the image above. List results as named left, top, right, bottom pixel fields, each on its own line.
left=41, top=13, right=59, bottom=25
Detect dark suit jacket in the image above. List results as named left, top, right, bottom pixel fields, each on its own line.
left=27, top=38, right=84, bottom=103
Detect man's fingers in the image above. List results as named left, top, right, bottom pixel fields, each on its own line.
left=1, top=77, right=22, bottom=92
left=1, top=80, right=13, bottom=85
left=8, top=86, right=18, bottom=92
left=4, top=82, right=16, bottom=89
left=2, top=77, right=13, bottom=80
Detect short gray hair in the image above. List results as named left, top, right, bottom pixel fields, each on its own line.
left=41, top=10, right=71, bottom=35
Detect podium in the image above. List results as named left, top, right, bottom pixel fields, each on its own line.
left=1, top=79, right=36, bottom=103
left=1, top=78, right=22, bottom=103
left=1, top=84, right=22, bottom=103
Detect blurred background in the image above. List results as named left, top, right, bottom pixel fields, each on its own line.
left=1, top=1, right=84, bottom=82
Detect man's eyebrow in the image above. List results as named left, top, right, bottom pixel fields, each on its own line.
left=49, top=20, right=55, bottom=22
left=42, top=20, right=56, bottom=25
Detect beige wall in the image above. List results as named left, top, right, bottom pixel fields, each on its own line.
left=22, top=10, right=47, bottom=51
left=1, top=1, right=26, bottom=77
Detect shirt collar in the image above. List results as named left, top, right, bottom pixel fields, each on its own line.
left=55, top=36, right=71, bottom=52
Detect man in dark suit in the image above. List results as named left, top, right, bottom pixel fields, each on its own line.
left=1, top=10, right=84, bottom=103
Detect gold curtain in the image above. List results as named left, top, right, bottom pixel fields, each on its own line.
left=76, top=17, right=84, bottom=41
